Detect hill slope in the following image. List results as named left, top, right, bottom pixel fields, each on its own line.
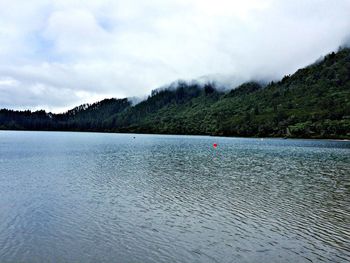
left=1, top=48, right=349, bottom=138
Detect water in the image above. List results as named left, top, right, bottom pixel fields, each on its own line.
left=0, top=131, right=349, bottom=263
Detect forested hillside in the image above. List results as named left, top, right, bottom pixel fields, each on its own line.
left=1, top=48, right=349, bottom=139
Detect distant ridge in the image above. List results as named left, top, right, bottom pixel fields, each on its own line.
left=1, top=48, right=349, bottom=139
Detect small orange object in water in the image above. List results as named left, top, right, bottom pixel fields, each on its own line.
left=213, top=143, right=218, bottom=148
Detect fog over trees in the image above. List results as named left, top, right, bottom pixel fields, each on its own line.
left=1, top=48, right=350, bottom=139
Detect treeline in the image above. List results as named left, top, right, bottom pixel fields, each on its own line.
left=0, top=98, right=131, bottom=131
left=1, top=48, right=350, bottom=139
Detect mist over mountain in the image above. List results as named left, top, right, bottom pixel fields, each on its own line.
left=1, top=47, right=349, bottom=139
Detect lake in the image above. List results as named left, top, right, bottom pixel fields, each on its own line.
left=0, top=131, right=349, bottom=262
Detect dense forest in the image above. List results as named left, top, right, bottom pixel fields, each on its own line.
left=1, top=48, right=350, bottom=139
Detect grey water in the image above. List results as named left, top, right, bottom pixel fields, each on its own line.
left=0, top=131, right=349, bottom=263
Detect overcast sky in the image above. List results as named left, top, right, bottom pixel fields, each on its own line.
left=0, top=0, right=349, bottom=112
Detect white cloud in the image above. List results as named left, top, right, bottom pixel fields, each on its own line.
left=0, top=0, right=349, bottom=112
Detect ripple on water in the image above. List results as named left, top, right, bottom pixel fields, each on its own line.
left=0, top=132, right=349, bottom=263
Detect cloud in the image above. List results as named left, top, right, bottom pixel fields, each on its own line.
left=0, top=0, right=349, bottom=112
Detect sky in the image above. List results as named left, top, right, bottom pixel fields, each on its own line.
left=0, top=0, right=349, bottom=113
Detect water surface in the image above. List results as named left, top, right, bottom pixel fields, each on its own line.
left=0, top=131, right=349, bottom=262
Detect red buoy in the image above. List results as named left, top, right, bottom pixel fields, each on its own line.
left=213, top=143, right=218, bottom=148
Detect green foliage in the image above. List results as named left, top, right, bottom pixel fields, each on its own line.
left=1, top=48, right=350, bottom=138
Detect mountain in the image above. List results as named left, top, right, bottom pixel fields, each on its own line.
left=1, top=48, right=349, bottom=139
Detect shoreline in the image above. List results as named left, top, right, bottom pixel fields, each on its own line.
left=1, top=129, right=350, bottom=141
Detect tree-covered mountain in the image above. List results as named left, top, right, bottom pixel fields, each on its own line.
left=1, top=48, right=350, bottom=139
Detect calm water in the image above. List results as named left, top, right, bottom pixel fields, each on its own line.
left=0, top=131, right=349, bottom=263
